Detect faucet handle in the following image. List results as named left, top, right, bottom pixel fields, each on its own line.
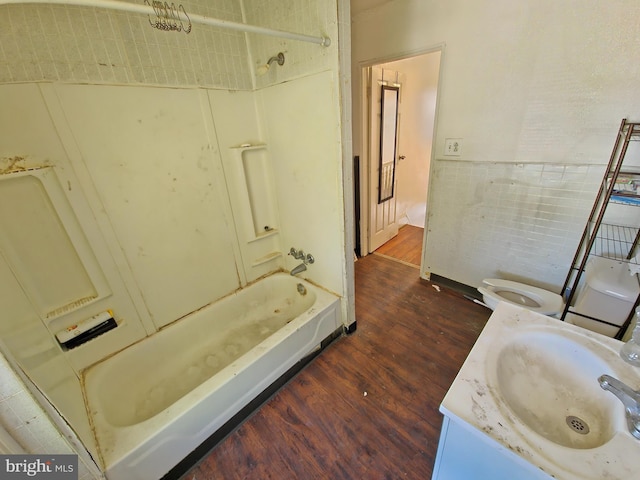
left=289, top=247, right=313, bottom=262
left=599, top=374, right=640, bottom=440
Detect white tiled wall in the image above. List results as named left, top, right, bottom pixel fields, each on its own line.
left=244, top=0, right=336, bottom=88
left=424, top=160, right=605, bottom=291
left=0, top=355, right=101, bottom=479
left=0, top=0, right=336, bottom=89
left=0, top=0, right=252, bottom=89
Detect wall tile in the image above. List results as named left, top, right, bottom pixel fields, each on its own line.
left=0, top=353, right=102, bottom=478
left=425, top=159, right=605, bottom=291
left=0, top=1, right=253, bottom=89
left=244, top=0, right=337, bottom=88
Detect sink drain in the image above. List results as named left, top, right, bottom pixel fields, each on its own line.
left=566, top=415, right=590, bottom=435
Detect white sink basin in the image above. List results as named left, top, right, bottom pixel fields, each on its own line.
left=440, top=302, right=640, bottom=480
left=491, top=329, right=617, bottom=449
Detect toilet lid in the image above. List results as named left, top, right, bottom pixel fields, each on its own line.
left=481, top=279, right=564, bottom=314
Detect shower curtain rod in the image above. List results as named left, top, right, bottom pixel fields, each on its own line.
left=0, top=0, right=331, bottom=46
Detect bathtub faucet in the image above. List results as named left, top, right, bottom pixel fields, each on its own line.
left=289, top=247, right=314, bottom=276
left=598, top=374, right=640, bottom=439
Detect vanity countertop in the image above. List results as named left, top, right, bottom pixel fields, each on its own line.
left=441, top=301, right=640, bottom=480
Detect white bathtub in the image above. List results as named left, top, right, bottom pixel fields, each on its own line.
left=83, top=272, right=341, bottom=480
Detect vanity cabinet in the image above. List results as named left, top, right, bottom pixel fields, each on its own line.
left=432, top=416, right=551, bottom=480
left=560, top=119, right=640, bottom=338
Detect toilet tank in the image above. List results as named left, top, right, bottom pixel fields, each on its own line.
left=566, top=257, right=640, bottom=337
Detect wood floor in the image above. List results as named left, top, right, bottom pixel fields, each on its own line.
left=374, top=225, right=424, bottom=266
left=181, top=254, right=490, bottom=480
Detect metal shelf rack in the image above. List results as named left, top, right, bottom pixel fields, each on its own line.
left=560, top=119, right=640, bottom=339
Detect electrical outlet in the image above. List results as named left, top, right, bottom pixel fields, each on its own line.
left=444, top=138, right=463, bottom=156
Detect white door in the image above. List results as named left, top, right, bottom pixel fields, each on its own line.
left=368, top=66, right=403, bottom=252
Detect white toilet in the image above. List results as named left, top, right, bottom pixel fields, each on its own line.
left=477, top=278, right=564, bottom=316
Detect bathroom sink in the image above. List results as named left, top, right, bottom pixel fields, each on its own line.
left=490, top=330, right=616, bottom=449
left=439, top=302, right=640, bottom=480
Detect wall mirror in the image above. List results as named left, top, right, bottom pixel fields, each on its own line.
left=378, top=84, right=399, bottom=203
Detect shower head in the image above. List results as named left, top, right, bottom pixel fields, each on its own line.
left=256, top=52, right=285, bottom=76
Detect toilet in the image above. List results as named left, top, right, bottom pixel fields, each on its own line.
left=477, top=278, right=564, bottom=316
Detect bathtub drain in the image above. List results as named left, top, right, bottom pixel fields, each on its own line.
left=566, top=415, right=590, bottom=435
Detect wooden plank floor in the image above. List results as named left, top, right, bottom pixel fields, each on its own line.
left=181, top=254, right=490, bottom=480
left=374, top=225, right=424, bottom=266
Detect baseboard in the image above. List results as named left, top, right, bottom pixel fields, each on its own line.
left=429, top=274, right=480, bottom=300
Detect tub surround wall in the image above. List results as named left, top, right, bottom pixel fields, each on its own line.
left=0, top=83, right=158, bottom=463
left=207, top=89, right=283, bottom=283
left=351, top=0, right=640, bottom=289
left=0, top=73, right=345, bottom=466
left=49, top=84, right=245, bottom=330
left=0, top=252, right=96, bottom=461
left=259, top=71, right=345, bottom=295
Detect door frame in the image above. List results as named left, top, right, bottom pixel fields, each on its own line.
left=357, top=45, right=445, bottom=260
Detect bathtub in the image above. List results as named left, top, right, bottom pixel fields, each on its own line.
left=83, top=272, right=341, bottom=480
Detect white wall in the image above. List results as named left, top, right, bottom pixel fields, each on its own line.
left=259, top=71, right=345, bottom=295
left=352, top=0, right=640, bottom=289
left=50, top=84, right=244, bottom=330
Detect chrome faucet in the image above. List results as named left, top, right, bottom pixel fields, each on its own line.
left=598, top=374, right=640, bottom=439
left=290, top=263, right=307, bottom=276
left=288, top=247, right=314, bottom=276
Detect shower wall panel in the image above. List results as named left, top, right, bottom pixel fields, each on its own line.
left=0, top=83, right=152, bottom=372
left=51, top=84, right=243, bottom=330
left=0, top=173, right=98, bottom=319
left=258, top=71, right=345, bottom=296
left=208, top=89, right=285, bottom=283
left=0, top=253, right=98, bottom=462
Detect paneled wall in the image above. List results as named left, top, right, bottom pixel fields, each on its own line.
left=49, top=84, right=244, bottom=329
left=259, top=71, right=345, bottom=295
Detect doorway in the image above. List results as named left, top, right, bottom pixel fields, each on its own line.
left=357, top=49, right=442, bottom=268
